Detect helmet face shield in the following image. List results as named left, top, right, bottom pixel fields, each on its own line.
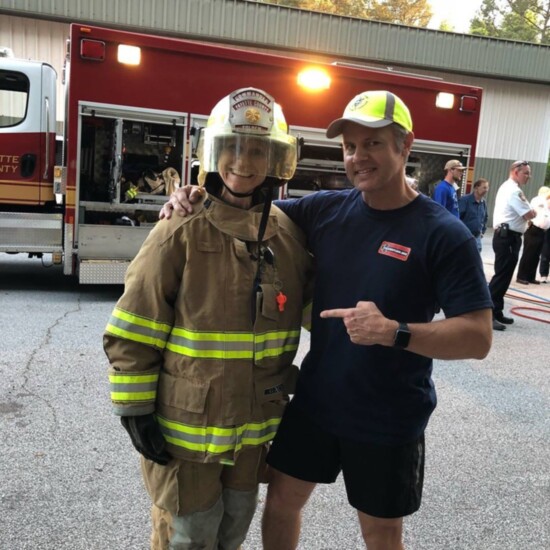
left=197, top=87, right=297, bottom=186
left=198, top=131, right=297, bottom=183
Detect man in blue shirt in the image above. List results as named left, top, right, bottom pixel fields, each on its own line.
left=433, top=159, right=465, bottom=217
left=459, top=178, right=489, bottom=251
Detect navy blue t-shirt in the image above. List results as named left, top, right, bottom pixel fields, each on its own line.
left=275, top=190, right=492, bottom=445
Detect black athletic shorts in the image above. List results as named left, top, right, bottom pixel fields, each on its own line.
left=267, top=399, right=425, bottom=519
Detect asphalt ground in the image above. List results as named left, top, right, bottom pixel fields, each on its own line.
left=0, top=230, right=548, bottom=549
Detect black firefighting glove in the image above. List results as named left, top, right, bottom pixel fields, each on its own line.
left=120, top=414, right=171, bottom=465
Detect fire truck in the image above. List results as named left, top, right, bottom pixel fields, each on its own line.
left=0, top=24, right=482, bottom=284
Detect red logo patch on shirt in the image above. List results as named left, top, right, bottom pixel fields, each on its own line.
left=378, top=241, right=411, bottom=261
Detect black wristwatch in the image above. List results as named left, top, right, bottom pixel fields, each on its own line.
left=393, top=322, right=411, bottom=349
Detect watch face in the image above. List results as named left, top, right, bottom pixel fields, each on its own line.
left=394, top=323, right=411, bottom=349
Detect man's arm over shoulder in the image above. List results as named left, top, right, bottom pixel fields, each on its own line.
left=274, top=192, right=325, bottom=233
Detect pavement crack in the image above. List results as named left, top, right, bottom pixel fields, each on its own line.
left=19, top=301, right=83, bottom=430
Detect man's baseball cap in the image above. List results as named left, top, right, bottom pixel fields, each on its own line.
left=444, top=159, right=466, bottom=171
left=326, top=90, right=413, bottom=139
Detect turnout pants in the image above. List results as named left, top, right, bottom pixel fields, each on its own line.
left=488, top=229, right=522, bottom=316
left=142, top=446, right=267, bottom=550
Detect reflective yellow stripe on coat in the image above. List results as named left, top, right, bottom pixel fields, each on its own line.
left=109, top=372, right=159, bottom=403
left=157, top=415, right=281, bottom=455
left=105, top=307, right=172, bottom=349
left=166, top=327, right=300, bottom=360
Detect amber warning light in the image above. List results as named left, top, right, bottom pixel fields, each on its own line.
left=297, top=67, right=331, bottom=91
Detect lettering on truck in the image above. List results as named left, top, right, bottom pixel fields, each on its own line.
left=0, top=155, right=19, bottom=174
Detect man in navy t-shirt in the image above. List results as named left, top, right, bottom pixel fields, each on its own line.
left=161, top=91, right=493, bottom=550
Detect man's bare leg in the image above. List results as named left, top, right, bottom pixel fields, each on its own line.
left=358, top=511, right=405, bottom=550
left=262, top=469, right=316, bottom=550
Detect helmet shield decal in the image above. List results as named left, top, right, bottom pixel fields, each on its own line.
left=230, top=89, right=274, bottom=135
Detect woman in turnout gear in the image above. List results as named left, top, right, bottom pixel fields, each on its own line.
left=103, top=87, right=313, bottom=550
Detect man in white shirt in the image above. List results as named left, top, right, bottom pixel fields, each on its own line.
left=516, top=186, right=550, bottom=284
left=489, top=161, right=536, bottom=331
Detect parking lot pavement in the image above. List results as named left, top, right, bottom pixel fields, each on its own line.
left=0, top=242, right=548, bottom=549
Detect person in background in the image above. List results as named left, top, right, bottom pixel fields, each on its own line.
left=104, top=87, right=313, bottom=550
left=538, top=220, right=550, bottom=284
left=516, top=185, right=550, bottom=285
left=161, top=90, right=493, bottom=550
left=432, top=159, right=465, bottom=217
left=488, top=160, right=536, bottom=331
left=458, top=178, right=489, bottom=252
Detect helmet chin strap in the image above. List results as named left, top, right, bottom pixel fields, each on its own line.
left=251, top=180, right=274, bottom=324
left=221, top=181, right=256, bottom=198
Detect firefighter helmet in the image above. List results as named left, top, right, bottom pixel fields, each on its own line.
left=196, top=87, right=297, bottom=186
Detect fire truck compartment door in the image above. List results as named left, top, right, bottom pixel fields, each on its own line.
left=79, top=102, right=186, bottom=125
left=411, top=139, right=471, bottom=158
left=77, top=224, right=151, bottom=260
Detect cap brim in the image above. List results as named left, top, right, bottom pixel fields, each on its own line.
left=326, top=116, right=393, bottom=139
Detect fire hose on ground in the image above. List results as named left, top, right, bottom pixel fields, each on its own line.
left=505, top=287, right=550, bottom=325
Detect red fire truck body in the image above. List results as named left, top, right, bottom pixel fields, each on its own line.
left=0, top=24, right=482, bottom=283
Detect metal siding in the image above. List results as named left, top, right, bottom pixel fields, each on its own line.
left=1, top=0, right=548, bottom=83
left=382, top=64, right=550, bottom=167
left=1, top=13, right=548, bottom=215
left=429, top=73, right=550, bottom=164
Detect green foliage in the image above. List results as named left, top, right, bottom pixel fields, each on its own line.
left=469, top=0, right=550, bottom=44
left=258, top=0, right=433, bottom=26
left=438, top=20, right=455, bottom=32
left=260, top=0, right=550, bottom=43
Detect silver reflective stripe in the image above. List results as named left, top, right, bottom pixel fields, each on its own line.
left=109, top=372, right=159, bottom=402
left=255, top=331, right=300, bottom=358
left=110, top=381, right=157, bottom=393
left=166, top=329, right=253, bottom=359
left=158, top=416, right=281, bottom=454
left=384, top=91, right=395, bottom=122
left=166, top=328, right=300, bottom=359
left=105, top=308, right=171, bottom=349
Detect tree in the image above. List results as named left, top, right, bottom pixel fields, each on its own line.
left=257, top=0, right=433, bottom=27
left=469, top=0, right=550, bottom=44
left=364, top=0, right=432, bottom=27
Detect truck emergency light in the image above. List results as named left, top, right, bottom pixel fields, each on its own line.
left=117, top=45, right=141, bottom=66
left=297, top=67, right=331, bottom=91
left=460, top=95, right=478, bottom=113
left=80, top=39, right=105, bottom=61
left=436, top=92, right=455, bottom=109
